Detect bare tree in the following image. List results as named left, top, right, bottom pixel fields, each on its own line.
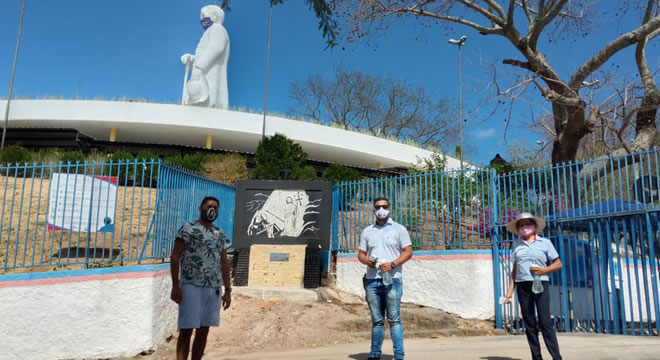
left=288, top=67, right=460, bottom=151
left=630, top=0, right=660, bottom=153
left=573, top=0, right=660, bottom=187
left=329, top=0, right=660, bottom=164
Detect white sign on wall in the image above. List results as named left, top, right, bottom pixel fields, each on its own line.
left=47, top=173, right=118, bottom=232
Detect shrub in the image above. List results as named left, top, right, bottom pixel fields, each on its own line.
left=164, top=153, right=208, bottom=173
left=59, top=150, right=86, bottom=164
left=109, top=151, right=131, bottom=161
left=251, top=134, right=311, bottom=180
left=58, top=150, right=86, bottom=173
left=0, top=144, right=31, bottom=165
left=31, top=148, right=60, bottom=164
left=135, top=150, right=159, bottom=186
left=85, top=150, right=110, bottom=176
left=300, top=165, right=318, bottom=181
left=322, top=163, right=360, bottom=183
left=110, top=151, right=135, bottom=183
left=203, top=153, right=248, bottom=185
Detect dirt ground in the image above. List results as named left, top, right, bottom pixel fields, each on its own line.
left=124, top=288, right=499, bottom=359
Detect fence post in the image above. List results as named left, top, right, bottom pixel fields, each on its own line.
left=490, top=169, right=503, bottom=329
left=331, top=185, right=339, bottom=252
left=84, top=161, right=95, bottom=268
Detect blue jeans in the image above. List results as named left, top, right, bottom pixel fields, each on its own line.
left=365, top=278, right=404, bottom=359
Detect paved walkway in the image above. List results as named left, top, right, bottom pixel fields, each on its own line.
left=209, top=334, right=660, bottom=360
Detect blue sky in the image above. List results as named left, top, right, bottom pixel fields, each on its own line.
left=1, top=1, right=657, bottom=166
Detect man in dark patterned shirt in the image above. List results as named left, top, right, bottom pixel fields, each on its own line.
left=170, top=196, right=232, bottom=360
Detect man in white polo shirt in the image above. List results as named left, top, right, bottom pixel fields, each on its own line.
left=358, top=196, right=413, bottom=360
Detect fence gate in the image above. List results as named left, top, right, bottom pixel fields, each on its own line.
left=492, top=149, right=660, bottom=336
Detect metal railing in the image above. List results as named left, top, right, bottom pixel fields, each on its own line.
left=332, top=169, right=493, bottom=250
left=492, top=148, right=660, bottom=335
left=0, top=160, right=235, bottom=271
left=332, top=147, right=660, bottom=336
left=150, top=163, right=235, bottom=260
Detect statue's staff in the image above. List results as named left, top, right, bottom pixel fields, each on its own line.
left=181, top=59, right=191, bottom=104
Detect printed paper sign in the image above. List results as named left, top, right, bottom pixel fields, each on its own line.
left=47, top=173, right=118, bottom=232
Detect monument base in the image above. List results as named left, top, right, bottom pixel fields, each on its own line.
left=247, top=244, right=306, bottom=287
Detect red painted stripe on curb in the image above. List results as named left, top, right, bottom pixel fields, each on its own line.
left=0, top=270, right=170, bottom=288
left=337, top=254, right=492, bottom=263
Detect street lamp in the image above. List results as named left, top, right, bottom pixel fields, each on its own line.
left=262, top=3, right=274, bottom=140
left=448, top=35, right=467, bottom=169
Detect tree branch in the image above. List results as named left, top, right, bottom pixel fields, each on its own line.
left=387, top=7, right=504, bottom=35
left=507, top=0, right=516, bottom=27
left=519, top=0, right=534, bottom=25
left=569, top=15, right=660, bottom=89
left=502, top=57, right=573, bottom=96
left=502, top=59, right=532, bottom=70
left=528, top=0, right=568, bottom=51
left=637, top=0, right=659, bottom=92
left=481, top=0, right=507, bottom=20
left=457, top=0, right=506, bottom=27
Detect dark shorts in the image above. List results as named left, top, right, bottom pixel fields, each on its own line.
left=178, top=283, right=221, bottom=329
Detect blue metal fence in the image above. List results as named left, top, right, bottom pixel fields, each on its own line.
left=492, top=149, right=660, bottom=335
left=333, top=148, right=660, bottom=336
left=332, top=169, right=494, bottom=250
left=150, top=163, right=235, bottom=260
left=0, top=160, right=235, bottom=271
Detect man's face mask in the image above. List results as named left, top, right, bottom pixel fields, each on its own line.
left=201, top=17, right=213, bottom=30
left=202, top=207, right=217, bottom=222
left=374, top=206, right=390, bottom=220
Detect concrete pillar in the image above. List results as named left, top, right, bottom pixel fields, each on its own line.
left=205, top=134, right=212, bottom=149
left=109, top=128, right=117, bottom=142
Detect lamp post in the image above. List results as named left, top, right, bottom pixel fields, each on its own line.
left=261, top=3, right=273, bottom=140
left=1, top=0, right=27, bottom=151
left=448, top=35, right=467, bottom=169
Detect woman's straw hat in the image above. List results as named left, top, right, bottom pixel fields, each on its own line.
left=507, top=212, right=546, bottom=236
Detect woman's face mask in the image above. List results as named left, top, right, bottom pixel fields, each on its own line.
left=518, top=224, right=536, bottom=238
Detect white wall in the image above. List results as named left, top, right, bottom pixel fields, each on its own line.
left=338, top=250, right=660, bottom=324
left=0, top=264, right=177, bottom=360
left=0, top=99, right=466, bottom=170
left=337, top=251, right=495, bottom=319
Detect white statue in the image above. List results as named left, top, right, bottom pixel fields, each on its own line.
left=181, top=5, right=230, bottom=108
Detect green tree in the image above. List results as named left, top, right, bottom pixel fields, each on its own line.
left=413, top=151, right=448, bottom=173
left=251, top=134, right=313, bottom=180
left=322, top=163, right=360, bottom=183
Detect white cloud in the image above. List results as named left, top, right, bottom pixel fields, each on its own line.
left=472, top=128, right=496, bottom=139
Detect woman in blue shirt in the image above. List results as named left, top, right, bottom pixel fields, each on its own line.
left=504, top=213, right=563, bottom=360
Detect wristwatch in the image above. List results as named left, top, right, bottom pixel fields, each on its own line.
left=390, top=262, right=397, bottom=269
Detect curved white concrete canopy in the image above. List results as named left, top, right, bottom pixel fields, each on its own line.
left=0, top=100, right=462, bottom=170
